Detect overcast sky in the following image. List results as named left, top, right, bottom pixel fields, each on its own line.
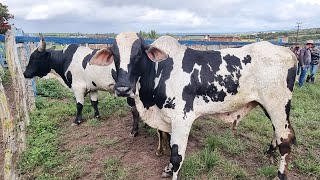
left=2, top=0, right=320, bottom=33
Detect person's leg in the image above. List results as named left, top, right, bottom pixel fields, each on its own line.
left=310, top=64, right=318, bottom=83
left=306, top=64, right=313, bottom=82
left=297, top=63, right=301, bottom=75
left=299, top=66, right=309, bottom=87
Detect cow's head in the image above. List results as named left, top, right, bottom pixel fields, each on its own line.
left=90, top=32, right=168, bottom=97
left=23, top=34, right=51, bottom=78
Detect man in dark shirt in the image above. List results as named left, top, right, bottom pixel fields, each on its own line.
left=306, top=46, right=320, bottom=83
left=298, top=40, right=314, bottom=87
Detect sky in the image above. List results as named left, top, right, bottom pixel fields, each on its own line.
left=2, top=0, right=320, bottom=34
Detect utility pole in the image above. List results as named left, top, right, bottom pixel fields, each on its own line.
left=295, top=22, right=302, bottom=43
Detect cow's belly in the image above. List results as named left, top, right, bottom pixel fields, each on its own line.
left=84, top=65, right=115, bottom=91
left=192, top=87, right=257, bottom=117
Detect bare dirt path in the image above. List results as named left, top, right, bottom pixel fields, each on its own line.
left=58, top=113, right=203, bottom=180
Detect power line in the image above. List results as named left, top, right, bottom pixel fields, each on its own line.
left=295, top=22, right=302, bottom=43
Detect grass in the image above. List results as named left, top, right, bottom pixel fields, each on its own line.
left=99, top=137, right=120, bottom=147
left=181, top=137, right=248, bottom=180
left=17, top=78, right=128, bottom=179
left=257, top=165, right=278, bottom=178
left=18, top=79, right=75, bottom=179
left=103, top=157, right=127, bottom=180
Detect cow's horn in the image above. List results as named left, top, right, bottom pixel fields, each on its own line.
left=38, top=33, right=46, bottom=52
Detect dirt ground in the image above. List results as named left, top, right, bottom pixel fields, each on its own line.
left=56, top=112, right=309, bottom=180
left=58, top=113, right=204, bottom=180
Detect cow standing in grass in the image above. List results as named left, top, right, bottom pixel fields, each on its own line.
left=90, top=32, right=297, bottom=180
left=23, top=35, right=140, bottom=136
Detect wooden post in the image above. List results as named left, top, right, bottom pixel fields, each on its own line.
left=17, top=43, right=35, bottom=111
left=0, top=75, right=18, bottom=180
left=5, top=29, right=29, bottom=155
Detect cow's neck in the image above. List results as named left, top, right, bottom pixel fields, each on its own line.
left=47, top=49, right=71, bottom=86
left=47, top=50, right=65, bottom=76
left=138, top=54, right=174, bottom=109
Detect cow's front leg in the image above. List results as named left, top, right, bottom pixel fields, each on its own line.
left=90, top=91, right=100, bottom=118
left=127, top=97, right=140, bottom=137
left=72, top=88, right=85, bottom=125
left=156, top=130, right=171, bottom=156
left=161, top=118, right=194, bottom=180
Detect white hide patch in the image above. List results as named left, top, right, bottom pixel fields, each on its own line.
left=65, top=46, right=115, bottom=92
left=115, top=32, right=140, bottom=72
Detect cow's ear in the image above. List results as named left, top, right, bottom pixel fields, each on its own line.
left=89, top=48, right=114, bottom=66
left=146, top=46, right=168, bottom=62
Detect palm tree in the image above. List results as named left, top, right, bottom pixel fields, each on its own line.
left=148, top=30, right=157, bottom=39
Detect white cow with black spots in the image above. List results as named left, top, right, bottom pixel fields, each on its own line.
left=24, top=35, right=140, bottom=136
left=90, top=32, right=297, bottom=180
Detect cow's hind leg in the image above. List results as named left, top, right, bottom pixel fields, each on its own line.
left=127, top=97, right=140, bottom=137
left=261, top=99, right=296, bottom=180
left=161, top=117, right=194, bottom=180
left=260, top=105, right=278, bottom=163
left=156, top=130, right=171, bottom=156
left=90, top=91, right=100, bottom=118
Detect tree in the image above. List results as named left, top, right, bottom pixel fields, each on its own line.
left=148, top=30, right=157, bottom=39
left=0, top=3, right=14, bottom=34
left=139, top=30, right=148, bottom=39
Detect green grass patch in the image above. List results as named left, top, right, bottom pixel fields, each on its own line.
left=87, top=118, right=101, bottom=127
left=181, top=137, right=248, bottom=179
left=257, top=165, right=278, bottom=178
left=99, top=137, right=120, bottom=147
left=206, top=133, right=247, bottom=155
left=103, top=157, right=127, bottom=180
left=18, top=78, right=128, bottom=179
left=36, top=78, right=73, bottom=99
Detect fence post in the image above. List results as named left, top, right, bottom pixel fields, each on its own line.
left=0, top=75, right=18, bottom=180
left=17, top=43, right=35, bottom=111
left=5, top=29, right=29, bottom=155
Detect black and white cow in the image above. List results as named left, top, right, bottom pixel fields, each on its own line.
left=90, top=32, right=297, bottom=180
left=23, top=35, right=140, bottom=136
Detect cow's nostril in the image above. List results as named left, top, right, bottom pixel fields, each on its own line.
left=115, top=86, right=132, bottom=95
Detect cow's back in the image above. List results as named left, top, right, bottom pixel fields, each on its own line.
left=66, top=46, right=115, bottom=91
left=150, top=38, right=297, bottom=119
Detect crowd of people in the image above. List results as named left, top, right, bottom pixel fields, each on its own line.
left=290, top=40, right=320, bottom=87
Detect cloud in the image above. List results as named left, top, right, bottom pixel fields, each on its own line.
left=2, top=0, right=320, bottom=33
left=25, top=4, right=48, bottom=20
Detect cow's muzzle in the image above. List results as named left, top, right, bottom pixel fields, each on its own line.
left=114, top=86, right=134, bottom=97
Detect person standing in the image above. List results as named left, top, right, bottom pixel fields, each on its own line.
left=306, top=46, right=320, bottom=83
left=290, top=46, right=301, bottom=75
left=298, top=40, right=314, bottom=87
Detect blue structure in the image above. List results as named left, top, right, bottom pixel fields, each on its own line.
left=0, top=34, right=296, bottom=46
left=0, top=44, right=6, bottom=67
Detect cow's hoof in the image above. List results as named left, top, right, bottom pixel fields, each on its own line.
left=94, top=115, right=100, bottom=119
left=161, top=171, right=172, bottom=178
left=72, top=119, right=82, bottom=126
left=156, top=150, right=163, bottom=156
left=156, top=149, right=171, bottom=156
left=129, top=131, right=138, bottom=137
